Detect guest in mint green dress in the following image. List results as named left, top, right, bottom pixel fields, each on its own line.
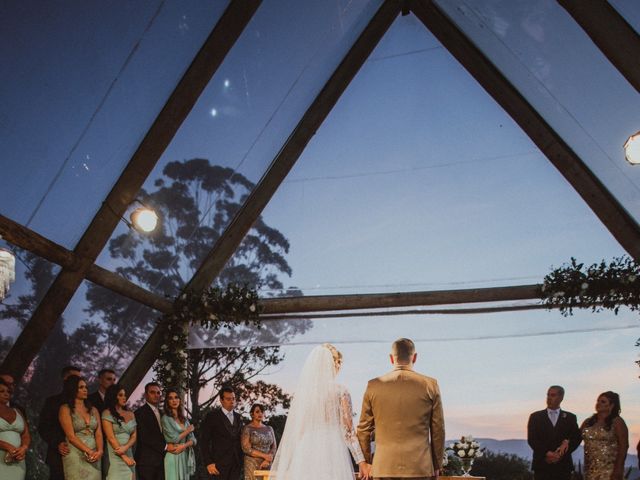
left=162, top=389, right=196, bottom=480
left=0, top=378, right=30, bottom=480
left=59, top=376, right=103, bottom=480
left=102, top=384, right=137, bottom=479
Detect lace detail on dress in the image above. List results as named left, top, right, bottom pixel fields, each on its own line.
left=338, top=385, right=364, bottom=464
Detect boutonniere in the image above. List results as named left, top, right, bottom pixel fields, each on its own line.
left=562, top=412, right=567, bottom=418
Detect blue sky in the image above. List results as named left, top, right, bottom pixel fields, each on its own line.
left=2, top=0, right=640, bottom=453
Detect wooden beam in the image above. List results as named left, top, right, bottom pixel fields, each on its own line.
left=411, top=1, right=640, bottom=260
left=558, top=0, right=640, bottom=93
left=260, top=284, right=541, bottom=314
left=119, top=0, right=403, bottom=393
left=1, top=0, right=261, bottom=378
left=0, top=214, right=173, bottom=313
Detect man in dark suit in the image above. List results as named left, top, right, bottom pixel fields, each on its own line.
left=88, top=368, right=117, bottom=414
left=38, top=365, right=81, bottom=480
left=527, top=385, right=581, bottom=480
left=200, top=386, right=243, bottom=480
left=135, top=382, right=173, bottom=480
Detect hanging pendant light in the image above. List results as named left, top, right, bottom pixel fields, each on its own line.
left=0, top=248, right=16, bottom=301
left=624, top=130, right=640, bottom=165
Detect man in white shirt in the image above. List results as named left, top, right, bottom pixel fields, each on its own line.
left=527, top=386, right=581, bottom=480
left=135, top=382, right=172, bottom=480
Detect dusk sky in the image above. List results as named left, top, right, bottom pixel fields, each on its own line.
left=2, top=0, right=640, bottom=455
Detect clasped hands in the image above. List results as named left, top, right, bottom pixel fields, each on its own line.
left=545, top=440, right=570, bottom=464
left=4, top=445, right=27, bottom=462
left=358, top=461, right=372, bottom=480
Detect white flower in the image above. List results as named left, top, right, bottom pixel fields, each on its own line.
left=172, top=335, right=179, bottom=341
left=580, top=282, right=589, bottom=290
left=165, top=363, right=172, bottom=370
left=466, top=435, right=474, bottom=441
left=471, top=441, right=479, bottom=448
left=249, top=304, right=256, bottom=312
left=468, top=448, right=475, bottom=456
left=458, top=450, right=466, bottom=457
left=629, top=275, right=636, bottom=282
left=552, top=291, right=565, bottom=298
left=448, top=443, right=455, bottom=449
left=246, top=293, right=251, bottom=299
left=161, top=344, right=168, bottom=351
left=476, top=450, right=483, bottom=458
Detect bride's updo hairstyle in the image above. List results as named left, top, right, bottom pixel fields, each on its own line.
left=391, top=338, right=415, bottom=364
left=322, top=343, right=343, bottom=372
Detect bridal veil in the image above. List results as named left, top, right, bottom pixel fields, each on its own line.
left=269, top=345, right=355, bottom=480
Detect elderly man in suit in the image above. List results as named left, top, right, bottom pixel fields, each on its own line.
left=200, top=386, right=243, bottom=480
left=527, top=385, right=581, bottom=480
left=357, top=338, right=445, bottom=480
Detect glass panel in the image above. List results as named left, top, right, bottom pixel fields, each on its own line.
left=95, top=0, right=384, bottom=297
left=229, top=14, right=627, bottom=300
left=0, top=0, right=230, bottom=248
left=0, top=248, right=60, bottom=363
left=252, top=307, right=640, bottom=441
left=433, top=0, right=640, bottom=225
left=610, top=0, right=640, bottom=33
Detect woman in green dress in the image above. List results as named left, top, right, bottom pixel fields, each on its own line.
left=0, top=378, right=30, bottom=480
left=102, top=384, right=137, bottom=479
left=59, top=375, right=103, bottom=480
left=162, top=388, right=196, bottom=480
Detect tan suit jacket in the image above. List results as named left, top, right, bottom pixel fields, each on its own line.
left=357, top=365, right=445, bottom=478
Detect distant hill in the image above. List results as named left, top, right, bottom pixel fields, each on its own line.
left=461, top=438, right=639, bottom=478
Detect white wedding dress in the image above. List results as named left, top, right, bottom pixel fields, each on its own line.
left=269, top=346, right=364, bottom=480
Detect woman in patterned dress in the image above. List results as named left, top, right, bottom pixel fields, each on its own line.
left=59, top=375, right=103, bottom=480
left=241, top=404, right=277, bottom=480
left=581, top=391, right=628, bottom=480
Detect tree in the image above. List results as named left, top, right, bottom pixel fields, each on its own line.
left=85, top=159, right=309, bottom=426
left=470, top=451, right=533, bottom=480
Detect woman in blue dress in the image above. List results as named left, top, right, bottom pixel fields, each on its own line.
left=102, top=384, right=137, bottom=479
left=58, top=375, right=103, bottom=480
left=0, top=378, right=30, bottom=480
left=162, top=388, right=196, bottom=480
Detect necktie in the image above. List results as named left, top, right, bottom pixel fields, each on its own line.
left=549, top=410, right=558, bottom=426
left=227, top=411, right=234, bottom=424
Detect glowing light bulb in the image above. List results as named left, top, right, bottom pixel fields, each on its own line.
left=624, top=131, right=640, bottom=165
left=130, top=207, right=158, bottom=232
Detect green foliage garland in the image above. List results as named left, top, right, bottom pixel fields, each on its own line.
left=540, top=256, right=639, bottom=316
left=154, top=283, right=261, bottom=390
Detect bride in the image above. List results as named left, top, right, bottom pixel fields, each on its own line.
left=269, top=343, right=369, bottom=480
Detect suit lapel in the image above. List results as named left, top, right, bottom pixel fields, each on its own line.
left=219, top=408, right=234, bottom=435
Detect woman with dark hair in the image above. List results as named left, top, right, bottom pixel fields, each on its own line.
left=101, top=384, right=136, bottom=479
left=581, top=391, right=629, bottom=480
left=58, top=375, right=103, bottom=480
left=241, top=403, right=276, bottom=480
left=0, top=377, right=30, bottom=480
left=161, top=389, right=196, bottom=480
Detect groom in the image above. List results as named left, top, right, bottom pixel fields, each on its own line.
left=357, top=338, right=445, bottom=480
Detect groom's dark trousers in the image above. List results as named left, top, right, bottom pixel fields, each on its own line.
left=527, top=409, right=581, bottom=480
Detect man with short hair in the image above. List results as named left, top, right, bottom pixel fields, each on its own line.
left=357, top=338, right=445, bottom=480
left=39, top=365, right=81, bottom=480
left=200, top=386, right=243, bottom=480
left=135, top=382, right=170, bottom=480
left=527, top=385, right=581, bottom=480
left=88, top=368, right=117, bottom=413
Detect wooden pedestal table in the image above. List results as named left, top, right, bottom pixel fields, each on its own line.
left=254, top=471, right=485, bottom=480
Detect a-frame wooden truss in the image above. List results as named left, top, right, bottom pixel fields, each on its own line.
left=1, top=0, right=639, bottom=394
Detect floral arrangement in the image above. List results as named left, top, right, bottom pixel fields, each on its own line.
left=447, top=435, right=484, bottom=459
left=540, top=256, right=639, bottom=316
left=154, top=283, right=262, bottom=390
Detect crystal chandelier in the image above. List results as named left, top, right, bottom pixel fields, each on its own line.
left=0, top=248, right=16, bottom=301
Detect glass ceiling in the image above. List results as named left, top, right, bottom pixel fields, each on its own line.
left=94, top=0, right=383, bottom=297
left=434, top=0, right=640, bottom=223
left=244, top=13, right=626, bottom=298
left=0, top=0, right=229, bottom=248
